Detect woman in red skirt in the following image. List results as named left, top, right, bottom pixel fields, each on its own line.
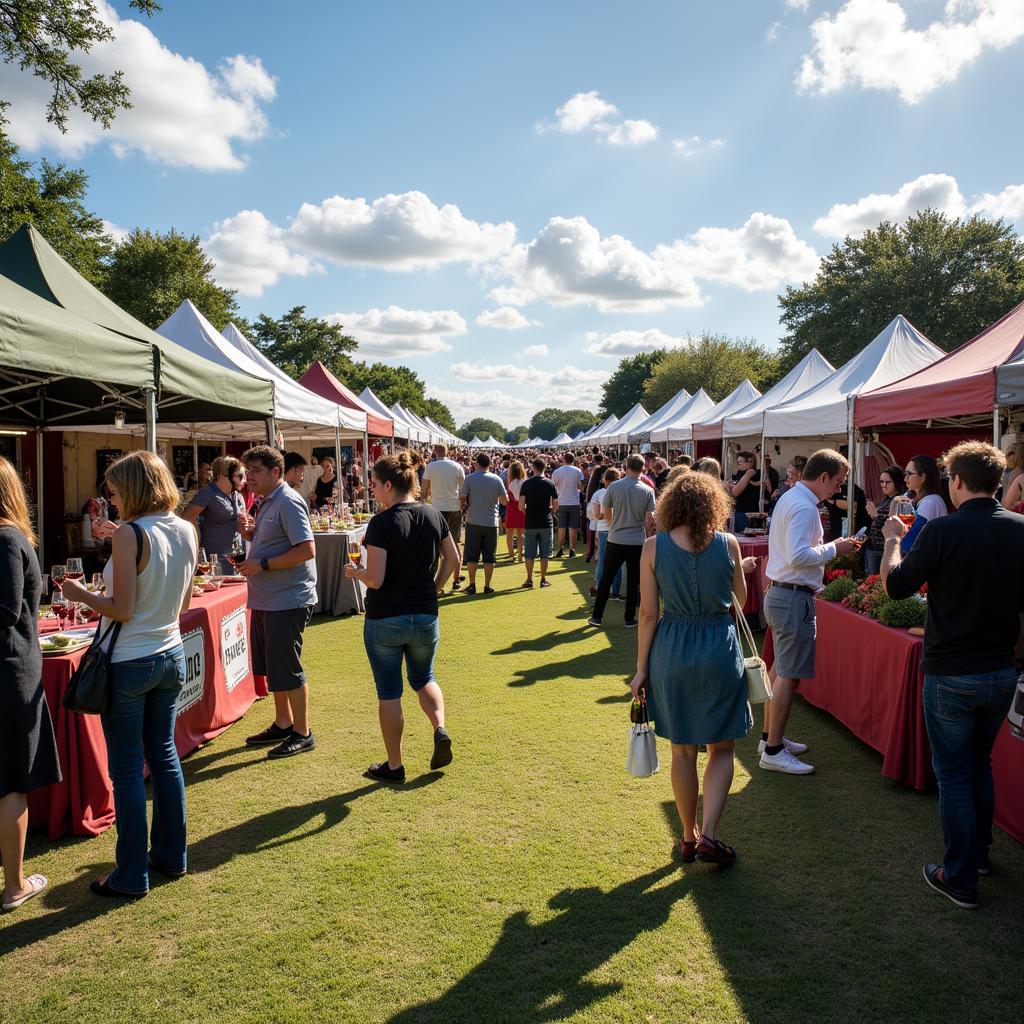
left=504, top=459, right=526, bottom=560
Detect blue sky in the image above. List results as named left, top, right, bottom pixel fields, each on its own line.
left=3, top=0, right=1023, bottom=427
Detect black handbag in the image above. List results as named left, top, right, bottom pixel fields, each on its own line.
left=62, top=523, right=142, bottom=716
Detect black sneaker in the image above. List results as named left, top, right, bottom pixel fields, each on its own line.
left=539, top=579, right=552, bottom=588
left=465, top=583, right=477, bottom=595
left=977, top=848, right=992, bottom=876
left=521, top=579, right=534, bottom=588
left=568, top=549, right=576, bottom=558
left=923, top=863, right=978, bottom=909
left=267, top=730, right=316, bottom=759
left=555, top=549, right=564, bottom=558
left=430, top=729, right=453, bottom=770
left=483, top=585, right=495, bottom=594
left=245, top=722, right=293, bottom=746
left=451, top=579, right=462, bottom=591
left=624, top=620, right=639, bottom=629
left=610, top=594, right=625, bottom=602
left=367, top=761, right=406, bottom=783
left=587, top=617, right=602, bottom=627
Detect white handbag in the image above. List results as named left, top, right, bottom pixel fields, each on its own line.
left=1008, top=672, right=1024, bottom=741
left=626, top=698, right=660, bottom=777
left=732, top=595, right=773, bottom=704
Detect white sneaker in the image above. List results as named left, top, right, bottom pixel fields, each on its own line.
left=759, top=748, right=815, bottom=775
left=757, top=736, right=808, bottom=755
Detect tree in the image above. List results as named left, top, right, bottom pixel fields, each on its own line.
left=0, top=134, right=110, bottom=282
left=346, top=361, right=426, bottom=411
left=458, top=418, right=506, bottom=441
left=249, top=305, right=357, bottom=379
left=420, top=397, right=455, bottom=433
left=528, top=407, right=598, bottom=441
left=505, top=425, right=529, bottom=445
left=102, top=228, right=241, bottom=330
left=0, top=0, right=159, bottom=132
left=778, top=210, right=1024, bottom=369
left=599, top=350, right=665, bottom=417
left=643, top=334, right=781, bottom=408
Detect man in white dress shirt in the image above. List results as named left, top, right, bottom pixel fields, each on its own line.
left=760, top=449, right=862, bottom=774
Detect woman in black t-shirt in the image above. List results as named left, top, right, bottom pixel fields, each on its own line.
left=344, top=452, right=460, bottom=783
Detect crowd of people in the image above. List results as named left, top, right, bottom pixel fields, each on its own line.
left=1, top=432, right=1021, bottom=913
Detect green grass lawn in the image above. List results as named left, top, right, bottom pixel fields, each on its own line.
left=3, top=554, right=1022, bottom=1024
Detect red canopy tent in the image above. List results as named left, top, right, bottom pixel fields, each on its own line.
left=855, top=300, right=1024, bottom=429
left=299, top=360, right=394, bottom=437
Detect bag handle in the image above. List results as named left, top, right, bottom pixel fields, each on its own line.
left=731, top=593, right=761, bottom=662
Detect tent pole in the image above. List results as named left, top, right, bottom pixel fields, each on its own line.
left=846, top=400, right=856, bottom=538
left=144, top=388, right=157, bottom=453
left=362, top=429, right=369, bottom=494
left=266, top=416, right=277, bottom=446
left=993, top=407, right=1001, bottom=447
left=758, top=429, right=766, bottom=513
left=334, top=421, right=342, bottom=498
left=191, top=425, right=198, bottom=482
left=36, top=428, right=45, bottom=571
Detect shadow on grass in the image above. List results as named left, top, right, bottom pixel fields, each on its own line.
left=386, top=863, right=686, bottom=1024
left=189, top=772, right=442, bottom=872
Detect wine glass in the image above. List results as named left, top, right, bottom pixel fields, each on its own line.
left=90, top=572, right=104, bottom=593
left=51, top=592, right=68, bottom=630
left=66, top=557, right=84, bottom=581
left=347, top=539, right=362, bottom=568
left=50, top=564, right=67, bottom=593
left=891, top=495, right=915, bottom=528
left=197, top=547, right=211, bottom=575
left=229, top=534, right=247, bottom=568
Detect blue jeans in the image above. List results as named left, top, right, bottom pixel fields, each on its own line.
left=594, top=532, right=622, bottom=596
left=733, top=510, right=748, bottom=534
left=523, top=528, right=553, bottom=562
left=863, top=546, right=882, bottom=575
left=100, top=646, right=187, bottom=893
left=364, top=614, right=440, bottom=700
left=922, top=669, right=1017, bottom=892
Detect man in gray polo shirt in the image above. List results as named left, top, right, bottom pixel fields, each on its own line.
left=236, top=445, right=318, bottom=760
left=588, top=453, right=655, bottom=628
left=458, top=452, right=507, bottom=594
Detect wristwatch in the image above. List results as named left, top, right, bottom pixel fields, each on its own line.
left=259, top=557, right=269, bottom=571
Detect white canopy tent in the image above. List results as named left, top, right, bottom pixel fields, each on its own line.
left=403, top=406, right=443, bottom=444
left=575, top=413, right=618, bottom=446
left=482, top=435, right=503, bottom=447
left=360, top=387, right=410, bottom=441
left=647, top=387, right=720, bottom=444
left=391, top=402, right=430, bottom=443
left=423, top=416, right=458, bottom=444
left=627, top=389, right=691, bottom=443
left=589, top=403, right=649, bottom=446
left=546, top=431, right=573, bottom=446
left=467, top=436, right=487, bottom=448
left=721, top=350, right=836, bottom=439
left=155, top=300, right=365, bottom=440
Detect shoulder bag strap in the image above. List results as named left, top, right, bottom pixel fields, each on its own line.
left=731, top=593, right=760, bottom=661
left=99, top=521, right=144, bottom=657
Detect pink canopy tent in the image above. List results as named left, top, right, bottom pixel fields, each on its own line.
left=855, top=300, right=1024, bottom=429
left=299, top=360, right=394, bottom=437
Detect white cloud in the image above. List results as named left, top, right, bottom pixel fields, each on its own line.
left=787, top=0, right=811, bottom=10
left=425, top=386, right=541, bottom=424
left=287, top=191, right=516, bottom=270
left=489, top=212, right=818, bottom=313
left=672, top=136, right=726, bottom=157
left=797, top=0, right=1024, bottom=105
left=1, top=1, right=276, bottom=170
left=448, top=362, right=607, bottom=388
left=101, top=220, right=130, bottom=245
left=475, top=307, right=540, bottom=330
left=814, top=172, right=1024, bottom=237
left=585, top=329, right=693, bottom=357
left=766, top=21, right=782, bottom=42
left=543, top=90, right=659, bottom=146
left=520, top=344, right=549, bottom=357
left=206, top=210, right=319, bottom=296
left=326, top=306, right=466, bottom=358
left=972, top=184, right=1024, bottom=221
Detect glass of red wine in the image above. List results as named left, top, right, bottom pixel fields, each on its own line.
left=50, top=564, right=67, bottom=593
left=228, top=534, right=247, bottom=569
left=66, top=557, right=84, bottom=582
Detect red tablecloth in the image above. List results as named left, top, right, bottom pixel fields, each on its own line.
left=29, top=583, right=264, bottom=840
left=737, top=535, right=769, bottom=616
left=762, top=598, right=1024, bottom=845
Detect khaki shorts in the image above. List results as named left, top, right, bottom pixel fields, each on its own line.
left=440, top=510, right=463, bottom=543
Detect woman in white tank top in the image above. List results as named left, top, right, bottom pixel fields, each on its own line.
left=63, top=451, right=197, bottom=899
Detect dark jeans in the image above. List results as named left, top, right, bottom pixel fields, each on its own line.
left=592, top=541, right=642, bottom=622
left=922, top=668, right=1017, bottom=892
left=100, top=646, right=187, bottom=894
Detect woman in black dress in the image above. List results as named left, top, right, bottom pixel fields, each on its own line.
left=0, top=455, right=61, bottom=912
left=312, top=456, right=340, bottom=510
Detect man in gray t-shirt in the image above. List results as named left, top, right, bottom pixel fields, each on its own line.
left=237, top=446, right=318, bottom=761
left=458, top=452, right=508, bottom=593
left=589, top=453, right=656, bottom=628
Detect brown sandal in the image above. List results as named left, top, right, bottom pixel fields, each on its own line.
left=679, top=830, right=701, bottom=863
left=695, top=836, right=737, bottom=865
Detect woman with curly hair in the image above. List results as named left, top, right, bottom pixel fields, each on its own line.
left=629, top=471, right=756, bottom=865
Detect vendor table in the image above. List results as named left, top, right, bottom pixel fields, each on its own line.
left=762, top=597, right=1024, bottom=846
left=28, top=583, right=263, bottom=840
left=737, top=535, right=769, bottom=617
left=313, top=526, right=368, bottom=616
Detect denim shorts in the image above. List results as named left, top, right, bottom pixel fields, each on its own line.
left=556, top=505, right=581, bottom=530
left=763, top=585, right=817, bottom=679
left=364, top=614, right=440, bottom=700
left=524, top=527, right=553, bottom=561
left=463, top=523, right=498, bottom=565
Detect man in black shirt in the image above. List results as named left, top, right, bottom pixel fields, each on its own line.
left=729, top=451, right=761, bottom=533
left=518, top=457, right=559, bottom=589
left=883, top=441, right=1024, bottom=909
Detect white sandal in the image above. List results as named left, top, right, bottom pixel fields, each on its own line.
left=2, top=873, right=48, bottom=912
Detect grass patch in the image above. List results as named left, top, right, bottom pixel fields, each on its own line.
left=2, top=554, right=1021, bottom=1023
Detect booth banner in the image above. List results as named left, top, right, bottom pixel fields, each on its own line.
left=220, top=604, right=249, bottom=693
left=177, top=627, right=206, bottom=716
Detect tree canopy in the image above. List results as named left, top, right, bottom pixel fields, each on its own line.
left=778, top=210, right=1024, bottom=369
left=0, top=134, right=111, bottom=283
left=528, top=407, right=598, bottom=441
left=0, top=0, right=160, bottom=132
left=458, top=418, right=506, bottom=442
left=103, top=228, right=241, bottom=330
left=249, top=305, right=358, bottom=379
left=504, top=425, right=529, bottom=445
left=599, top=350, right=665, bottom=418
left=643, top=334, right=781, bottom=409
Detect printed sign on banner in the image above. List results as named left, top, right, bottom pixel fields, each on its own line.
left=221, top=605, right=249, bottom=693
left=176, top=628, right=206, bottom=715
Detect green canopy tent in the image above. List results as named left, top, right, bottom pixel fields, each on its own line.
left=0, top=224, right=275, bottom=442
